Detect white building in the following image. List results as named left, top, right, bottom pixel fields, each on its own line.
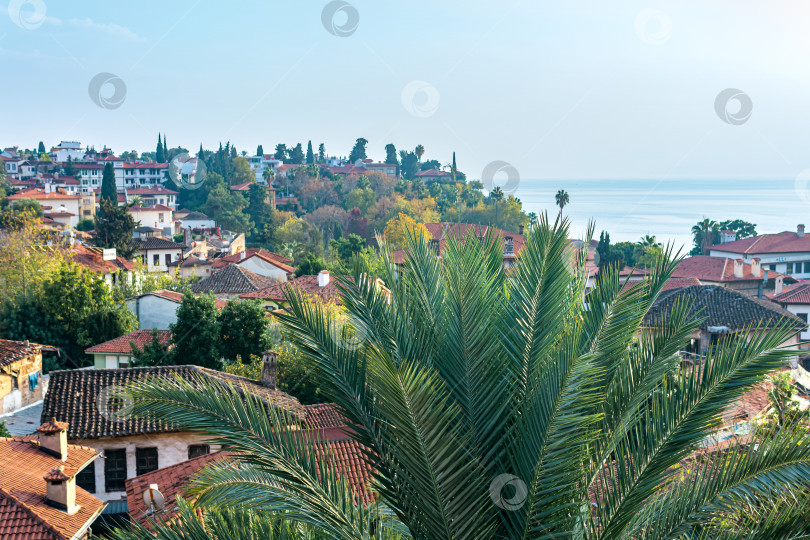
left=124, top=186, right=178, bottom=208
left=770, top=282, right=810, bottom=342
left=129, top=204, right=174, bottom=230
left=51, top=141, right=84, bottom=162
left=135, top=237, right=185, bottom=272
left=7, top=186, right=83, bottom=228
left=247, top=154, right=283, bottom=184
left=709, top=224, right=810, bottom=280
left=74, top=161, right=169, bottom=193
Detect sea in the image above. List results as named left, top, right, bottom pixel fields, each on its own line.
left=514, top=178, right=810, bottom=250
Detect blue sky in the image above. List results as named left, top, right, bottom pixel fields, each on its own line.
left=3, top=0, right=810, bottom=187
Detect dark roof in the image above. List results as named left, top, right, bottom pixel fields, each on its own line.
left=191, top=264, right=275, bottom=294
left=41, top=366, right=305, bottom=440
left=167, top=255, right=213, bottom=268
left=180, top=211, right=210, bottom=221
left=643, top=285, right=805, bottom=331
left=136, top=237, right=185, bottom=250
left=0, top=339, right=45, bottom=368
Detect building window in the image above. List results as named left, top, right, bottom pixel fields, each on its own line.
left=798, top=313, right=808, bottom=330
left=770, top=264, right=777, bottom=271
left=153, top=254, right=159, bottom=266
left=786, top=264, right=793, bottom=275
left=136, top=447, right=159, bottom=476
left=188, top=444, right=210, bottom=459
left=165, top=253, right=172, bottom=267
left=158, top=213, right=164, bottom=223
left=76, top=463, right=96, bottom=493
left=104, top=449, right=127, bottom=492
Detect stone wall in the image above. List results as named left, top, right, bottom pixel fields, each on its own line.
left=0, top=352, right=43, bottom=414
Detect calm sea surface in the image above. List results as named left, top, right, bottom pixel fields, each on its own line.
left=515, top=178, right=808, bottom=249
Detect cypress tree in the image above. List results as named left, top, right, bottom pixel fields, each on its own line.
left=163, top=135, right=169, bottom=162
left=37, top=141, right=45, bottom=154
left=306, top=141, right=314, bottom=164
left=156, top=134, right=165, bottom=163
left=198, top=143, right=204, bottom=159
left=257, top=145, right=264, bottom=156
left=100, top=162, right=117, bottom=203
left=451, top=152, right=457, bottom=183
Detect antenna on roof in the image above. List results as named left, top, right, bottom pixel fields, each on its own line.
left=143, top=483, right=165, bottom=515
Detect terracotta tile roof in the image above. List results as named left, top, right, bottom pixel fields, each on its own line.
left=125, top=451, right=226, bottom=528
left=36, top=419, right=68, bottom=435
left=672, top=255, right=789, bottom=283
left=723, top=381, right=772, bottom=423
left=239, top=274, right=342, bottom=304
left=620, top=276, right=702, bottom=294
left=211, top=248, right=293, bottom=269
left=191, top=264, right=276, bottom=295
left=41, top=366, right=305, bottom=440
left=710, top=230, right=810, bottom=255
left=71, top=244, right=135, bottom=274
left=229, top=182, right=253, bottom=191
left=42, top=468, right=69, bottom=482
left=415, top=168, right=450, bottom=177
left=136, top=237, right=186, bottom=250
left=85, top=329, right=171, bottom=355
left=0, top=437, right=104, bottom=540
left=0, top=339, right=45, bottom=368
left=129, top=204, right=174, bottom=212
left=771, top=282, right=810, bottom=305
left=643, top=285, right=805, bottom=331
left=6, top=188, right=81, bottom=200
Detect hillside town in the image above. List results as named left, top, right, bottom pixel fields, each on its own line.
left=1, top=137, right=810, bottom=537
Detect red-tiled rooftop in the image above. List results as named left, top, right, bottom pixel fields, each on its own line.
left=71, top=244, right=135, bottom=274
left=240, top=274, right=342, bottom=304
left=0, top=339, right=45, bottom=368
left=770, top=282, right=810, bottom=304
left=671, top=255, right=789, bottom=283
left=711, top=228, right=810, bottom=255
left=85, top=329, right=171, bottom=355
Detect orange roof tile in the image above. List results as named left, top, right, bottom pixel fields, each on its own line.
left=85, top=329, right=171, bottom=355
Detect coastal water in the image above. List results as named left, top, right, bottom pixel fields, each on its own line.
left=515, top=178, right=808, bottom=250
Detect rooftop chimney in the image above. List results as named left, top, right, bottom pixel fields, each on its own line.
left=799, top=224, right=806, bottom=237
left=261, top=350, right=277, bottom=389
left=44, top=466, right=77, bottom=513
left=318, top=270, right=330, bottom=287
left=751, top=258, right=761, bottom=277
left=519, top=225, right=524, bottom=235
left=240, top=250, right=246, bottom=261
left=504, top=236, right=514, bottom=256
left=733, top=258, right=744, bottom=278
left=37, top=418, right=69, bottom=460
left=776, top=275, right=784, bottom=295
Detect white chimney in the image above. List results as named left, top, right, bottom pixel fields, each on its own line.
left=240, top=250, right=246, bottom=261
left=733, top=258, right=744, bottom=278
left=44, top=466, right=77, bottom=513
left=799, top=224, right=806, bottom=238
left=318, top=270, right=330, bottom=287
left=751, top=258, right=761, bottom=277
left=261, top=350, right=277, bottom=389
left=776, top=275, right=784, bottom=295
left=37, top=418, right=68, bottom=460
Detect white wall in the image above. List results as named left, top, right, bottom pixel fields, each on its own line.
left=238, top=257, right=288, bottom=282
left=785, top=304, right=810, bottom=341
left=125, top=295, right=179, bottom=330
left=74, top=432, right=219, bottom=502
left=179, top=218, right=216, bottom=229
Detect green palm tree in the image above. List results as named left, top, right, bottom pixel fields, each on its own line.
left=691, top=218, right=719, bottom=255
left=490, top=187, right=504, bottom=228
left=119, top=217, right=810, bottom=540
left=640, top=234, right=659, bottom=248
left=527, top=212, right=538, bottom=230
left=414, top=144, right=425, bottom=165
left=555, top=189, right=569, bottom=213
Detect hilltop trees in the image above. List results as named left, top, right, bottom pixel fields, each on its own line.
left=156, top=134, right=165, bottom=163
left=348, top=138, right=368, bottom=163
left=306, top=141, right=314, bottom=164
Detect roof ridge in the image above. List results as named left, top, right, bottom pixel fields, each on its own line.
left=0, top=486, right=66, bottom=539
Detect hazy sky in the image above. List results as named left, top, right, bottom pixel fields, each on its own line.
left=3, top=0, right=810, bottom=188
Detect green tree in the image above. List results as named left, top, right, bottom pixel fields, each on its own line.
left=94, top=199, right=137, bottom=258
left=289, top=143, right=305, bottom=165
left=156, top=133, right=165, bottom=163
left=718, top=219, right=757, bottom=240
left=169, top=291, right=221, bottom=369
left=218, top=299, right=271, bottom=364
left=306, top=141, right=315, bottom=164
left=385, top=143, right=398, bottom=166
left=451, top=151, right=457, bottom=183
left=101, top=162, right=117, bottom=203
left=295, top=252, right=326, bottom=277
left=38, top=141, right=46, bottom=154
left=414, top=143, right=425, bottom=164
left=131, top=329, right=173, bottom=367
left=274, top=144, right=288, bottom=164
left=121, top=218, right=810, bottom=540
left=399, top=150, right=419, bottom=180
left=328, top=233, right=366, bottom=262
left=256, top=144, right=264, bottom=156
left=555, top=189, right=569, bottom=213
left=691, top=218, right=720, bottom=255
left=318, top=143, right=326, bottom=163
left=163, top=135, right=169, bottom=162
left=348, top=138, right=368, bottom=163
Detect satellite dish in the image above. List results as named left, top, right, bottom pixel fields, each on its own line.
left=143, top=483, right=165, bottom=514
